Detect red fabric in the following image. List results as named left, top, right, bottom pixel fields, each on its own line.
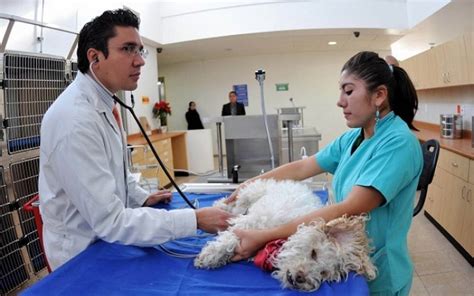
left=254, top=239, right=287, bottom=271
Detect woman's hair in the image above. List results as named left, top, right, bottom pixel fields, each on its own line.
left=341, top=51, right=418, bottom=130
left=77, top=9, right=140, bottom=74
left=188, top=101, right=195, bottom=111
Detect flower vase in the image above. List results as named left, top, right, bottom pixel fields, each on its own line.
left=160, top=116, right=168, bottom=133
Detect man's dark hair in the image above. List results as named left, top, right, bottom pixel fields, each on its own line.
left=229, top=91, right=237, bottom=96
left=77, top=9, right=140, bottom=73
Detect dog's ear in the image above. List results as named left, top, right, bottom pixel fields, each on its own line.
left=324, top=215, right=376, bottom=279
left=324, top=215, right=366, bottom=246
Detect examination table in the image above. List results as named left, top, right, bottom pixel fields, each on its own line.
left=22, top=192, right=369, bottom=295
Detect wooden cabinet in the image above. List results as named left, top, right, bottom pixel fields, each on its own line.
left=437, top=148, right=470, bottom=181
left=440, top=172, right=467, bottom=241
left=131, top=138, right=174, bottom=188
left=432, top=36, right=470, bottom=87
left=400, top=32, right=473, bottom=90
left=425, top=147, right=473, bottom=257
left=401, top=49, right=437, bottom=89
left=128, top=131, right=188, bottom=189
left=464, top=32, right=474, bottom=84
left=401, top=56, right=419, bottom=88
left=469, top=159, right=474, bottom=185
left=153, top=138, right=174, bottom=188
left=424, top=169, right=445, bottom=222
left=459, top=182, right=473, bottom=255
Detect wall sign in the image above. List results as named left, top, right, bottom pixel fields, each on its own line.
left=276, top=83, right=289, bottom=91
left=233, top=84, right=248, bottom=106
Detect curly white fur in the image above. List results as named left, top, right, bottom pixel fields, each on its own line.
left=194, top=179, right=376, bottom=292
left=195, top=179, right=322, bottom=268
left=273, top=215, right=376, bottom=291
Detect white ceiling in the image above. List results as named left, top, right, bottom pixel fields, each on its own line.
left=156, top=0, right=474, bottom=66
left=157, top=28, right=404, bottom=65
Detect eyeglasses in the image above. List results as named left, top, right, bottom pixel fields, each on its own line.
left=115, top=44, right=149, bottom=59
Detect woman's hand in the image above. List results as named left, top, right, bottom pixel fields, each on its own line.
left=224, top=189, right=240, bottom=204
left=224, top=181, right=251, bottom=204
left=231, top=229, right=270, bottom=262
left=143, top=190, right=172, bottom=206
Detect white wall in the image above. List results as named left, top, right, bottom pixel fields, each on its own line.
left=124, top=43, right=160, bottom=134
left=160, top=49, right=390, bottom=154
left=416, top=85, right=474, bottom=131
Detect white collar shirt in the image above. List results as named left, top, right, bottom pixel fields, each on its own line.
left=39, top=71, right=196, bottom=270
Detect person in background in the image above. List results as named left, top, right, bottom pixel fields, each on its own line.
left=39, top=9, right=231, bottom=270
left=185, top=101, right=204, bottom=130
left=221, top=90, right=246, bottom=116
left=385, top=55, right=400, bottom=66
left=227, top=51, right=422, bottom=296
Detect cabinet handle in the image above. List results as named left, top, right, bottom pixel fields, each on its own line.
left=461, top=186, right=466, bottom=200
left=451, top=162, right=458, bottom=168
left=468, top=190, right=472, bottom=203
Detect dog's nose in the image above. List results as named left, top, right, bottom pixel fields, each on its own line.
left=295, top=271, right=305, bottom=284
left=286, top=270, right=306, bottom=287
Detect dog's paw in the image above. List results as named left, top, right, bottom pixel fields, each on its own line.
left=194, top=247, right=231, bottom=269
left=194, top=231, right=239, bottom=269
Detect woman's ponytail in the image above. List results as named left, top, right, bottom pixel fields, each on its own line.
left=390, top=66, right=418, bottom=130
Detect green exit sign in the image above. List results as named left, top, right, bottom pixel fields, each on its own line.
left=276, top=83, right=289, bottom=91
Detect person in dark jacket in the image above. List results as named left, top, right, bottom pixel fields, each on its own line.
left=221, top=91, right=246, bottom=116
left=185, top=101, right=204, bottom=130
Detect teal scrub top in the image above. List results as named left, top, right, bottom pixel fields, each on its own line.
left=316, top=112, right=422, bottom=295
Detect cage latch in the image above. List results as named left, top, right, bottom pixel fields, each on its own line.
left=8, top=200, right=19, bottom=211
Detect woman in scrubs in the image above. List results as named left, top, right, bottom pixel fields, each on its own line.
left=227, top=51, right=422, bottom=296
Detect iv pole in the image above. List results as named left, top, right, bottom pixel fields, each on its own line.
left=255, top=69, right=275, bottom=170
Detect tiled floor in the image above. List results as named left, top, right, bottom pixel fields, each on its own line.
left=408, top=213, right=473, bottom=295
left=174, top=174, right=474, bottom=296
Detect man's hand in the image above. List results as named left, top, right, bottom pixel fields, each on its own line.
left=195, top=208, right=233, bottom=233
left=143, top=190, right=172, bottom=207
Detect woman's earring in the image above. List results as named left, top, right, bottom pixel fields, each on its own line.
left=375, top=107, right=380, bottom=123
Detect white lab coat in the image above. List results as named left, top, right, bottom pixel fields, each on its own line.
left=39, top=72, right=196, bottom=270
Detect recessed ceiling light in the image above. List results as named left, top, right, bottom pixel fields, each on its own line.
left=328, top=41, right=337, bottom=45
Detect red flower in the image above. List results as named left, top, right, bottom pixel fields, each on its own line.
left=152, top=100, right=172, bottom=118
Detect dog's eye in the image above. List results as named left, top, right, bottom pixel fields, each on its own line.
left=311, top=250, right=317, bottom=260
left=320, top=270, right=329, bottom=278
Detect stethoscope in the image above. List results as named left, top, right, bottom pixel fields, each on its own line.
left=89, top=60, right=196, bottom=209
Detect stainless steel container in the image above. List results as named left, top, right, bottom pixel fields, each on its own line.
left=440, top=114, right=462, bottom=139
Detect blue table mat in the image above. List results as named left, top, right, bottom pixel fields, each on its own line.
left=22, top=191, right=368, bottom=296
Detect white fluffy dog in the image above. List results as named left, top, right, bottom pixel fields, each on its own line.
left=194, top=179, right=376, bottom=291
